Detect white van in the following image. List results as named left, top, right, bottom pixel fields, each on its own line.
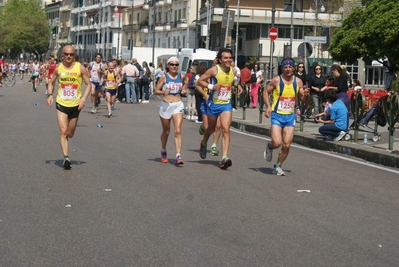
left=177, top=48, right=217, bottom=75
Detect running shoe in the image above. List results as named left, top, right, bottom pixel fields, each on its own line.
left=111, top=105, right=115, bottom=111
left=108, top=113, right=112, bottom=118
left=220, top=157, right=232, bottom=169
left=273, top=164, right=285, bottom=176
left=199, top=124, right=204, bottom=135
left=63, top=157, right=72, bottom=170
left=210, top=146, right=219, bottom=156
left=264, top=142, right=273, bottom=162
left=161, top=150, right=168, bottom=163
left=175, top=155, right=184, bottom=165
left=334, top=131, right=346, bottom=142
left=91, top=107, right=97, bottom=114
left=199, top=140, right=207, bottom=159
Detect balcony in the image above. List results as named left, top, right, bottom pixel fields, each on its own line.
left=177, top=19, right=187, bottom=29
left=156, top=0, right=164, bottom=6
left=95, top=44, right=102, bottom=50
left=60, top=5, right=70, bottom=12
left=164, top=23, right=171, bottom=31
left=141, top=26, right=149, bottom=33
left=122, top=24, right=139, bottom=32
left=164, top=0, right=172, bottom=5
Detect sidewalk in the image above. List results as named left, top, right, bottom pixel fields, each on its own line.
left=230, top=107, right=399, bottom=169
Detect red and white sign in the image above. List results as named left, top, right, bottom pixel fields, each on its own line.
left=269, top=27, right=278, bottom=41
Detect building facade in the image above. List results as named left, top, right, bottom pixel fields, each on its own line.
left=46, top=0, right=386, bottom=89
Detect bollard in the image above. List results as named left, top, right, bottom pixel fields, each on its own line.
left=240, top=84, right=249, bottom=121
left=382, top=94, right=399, bottom=150
left=350, top=92, right=366, bottom=142
left=298, top=99, right=306, bottom=132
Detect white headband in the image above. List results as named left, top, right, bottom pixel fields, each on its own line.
left=167, top=57, right=179, bottom=64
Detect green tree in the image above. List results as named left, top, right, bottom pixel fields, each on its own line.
left=0, top=0, right=50, bottom=58
left=328, top=0, right=399, bottom=69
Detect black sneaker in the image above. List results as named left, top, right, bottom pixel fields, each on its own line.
left=220, top=157, right=232, bottom=169
left=63, top=157, right=72, bottom=170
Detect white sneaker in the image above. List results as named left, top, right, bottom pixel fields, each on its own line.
left=91, top=107, right=97, bottom=114
left=142, top=100, right=149, bottom=103
left=273, top=165, right=285, bottom=176
left=334, top=131, right=346, bottom=142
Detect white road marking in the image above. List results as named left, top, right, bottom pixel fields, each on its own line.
left=231, top=128, right=399, bottom=175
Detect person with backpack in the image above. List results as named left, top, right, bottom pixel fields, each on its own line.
left=250, top=64, right=263, bottom=108
left=186, top=66, right=197, bottom=120
left=263, top=57, right=310, bottom=176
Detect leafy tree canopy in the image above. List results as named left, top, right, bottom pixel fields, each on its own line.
left=0, top=0, right=50, bottom=58
left=329, top=0, right=399, bottom=70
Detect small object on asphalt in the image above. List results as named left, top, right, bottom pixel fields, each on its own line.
left=33, top=102, right=39, bottom=106
left=297, top=190, right=311, bottom=193
left=97, top=124, right=104, bottom=128
left=65, top=204, right=72, bottom=208
left=48, top=188, right=51, bottom=191
left=73, top=149, right=76, bottom=152
left=378, top=244, right=382, bottom=248
left=104, top=189, right=112, bottom=192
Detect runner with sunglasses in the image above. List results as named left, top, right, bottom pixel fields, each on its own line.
left=47, top=45, right=92, bottom=169
left=154, top=56, right=187, bottom=165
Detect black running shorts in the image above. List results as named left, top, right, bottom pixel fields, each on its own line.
left=56, top=103, right=80, bottom=119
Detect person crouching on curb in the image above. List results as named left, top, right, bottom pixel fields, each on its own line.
left=316, top=89, right=349, bottom=141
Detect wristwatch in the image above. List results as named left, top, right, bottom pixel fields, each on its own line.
left=47, top=94, right=53, bottom=98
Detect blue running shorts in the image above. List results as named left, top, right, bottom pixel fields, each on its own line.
left=207, top=102, right=232, bottom=117
left=270, top=112, right=296, bottom=128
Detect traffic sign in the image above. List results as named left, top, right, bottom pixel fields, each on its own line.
left=304, top=36, right=327, bottom=44
left=269, top=27, right=278, bottom=41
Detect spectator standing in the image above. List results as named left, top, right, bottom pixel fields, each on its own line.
left=250, top=64, right=263, bottom=108
left=231, top=62, right=241, bottom=110
left=141, top=61, right=152, bottom=103
left=154, top=62, right=164, bottom=85
left=132, top=58, right=144, bottom=102
left=329, top=64, right=350, bottom=111
left=185, top=66, right=197, bottom=120
left=121, top=60, right=139, bottom=103
left=308, top=64, right=326, bottom=116
left=240, top=62, right=251, bottom=107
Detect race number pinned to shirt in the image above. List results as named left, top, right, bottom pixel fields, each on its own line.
left=166, top=82, right=182, bottom=94
left=106, top=80, right=115, bottom=88
left=214, top=85, right=231, bottom=101
left=277, top=96, right=295, bottom=113
left=60, top=83, right=78, bottom=100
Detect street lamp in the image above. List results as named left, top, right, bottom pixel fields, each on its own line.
left=114, top=3, right=121, bottom=59
left=204, top=0, right=211, bottom=50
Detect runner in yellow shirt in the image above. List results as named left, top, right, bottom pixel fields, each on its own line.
left=102, top=62, right=121, bottom=118
left=46, top=45, right=92, bottom=169
left=263, top=57, right=309, bottom=176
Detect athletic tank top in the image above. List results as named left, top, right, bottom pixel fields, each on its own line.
left=90, top=62, right=102, bottom=82
left=56, top=62, right=82, bottom=107
left=48, top=63, right=57, bottom=78
left=104, top=71, right=117, bottom=90
left=162, top=73, right=182, bottom=95
left=271, top=76, right=297, bottom=115
left=212, top=65, right=234, bottom=104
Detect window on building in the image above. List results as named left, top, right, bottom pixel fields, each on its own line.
left=366, top=67, right=384, bottom=87
left=284, top=0, right=299, bottom=12
left=182, top=8, right=186, bottom=19
left=345, top=61, right=359, bottom=82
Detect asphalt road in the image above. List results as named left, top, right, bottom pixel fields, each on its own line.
left=1, top=79, right=399, bottom=267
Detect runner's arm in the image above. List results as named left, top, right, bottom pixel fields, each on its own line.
left=197, top=66, right=219, bottom=90
left=46, top=67, right=59, bottom=106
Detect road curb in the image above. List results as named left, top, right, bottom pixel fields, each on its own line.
left=231, top=120, right=399, bottom=169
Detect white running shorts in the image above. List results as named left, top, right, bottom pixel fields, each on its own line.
left=159, top=100, right=184, bottom=119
